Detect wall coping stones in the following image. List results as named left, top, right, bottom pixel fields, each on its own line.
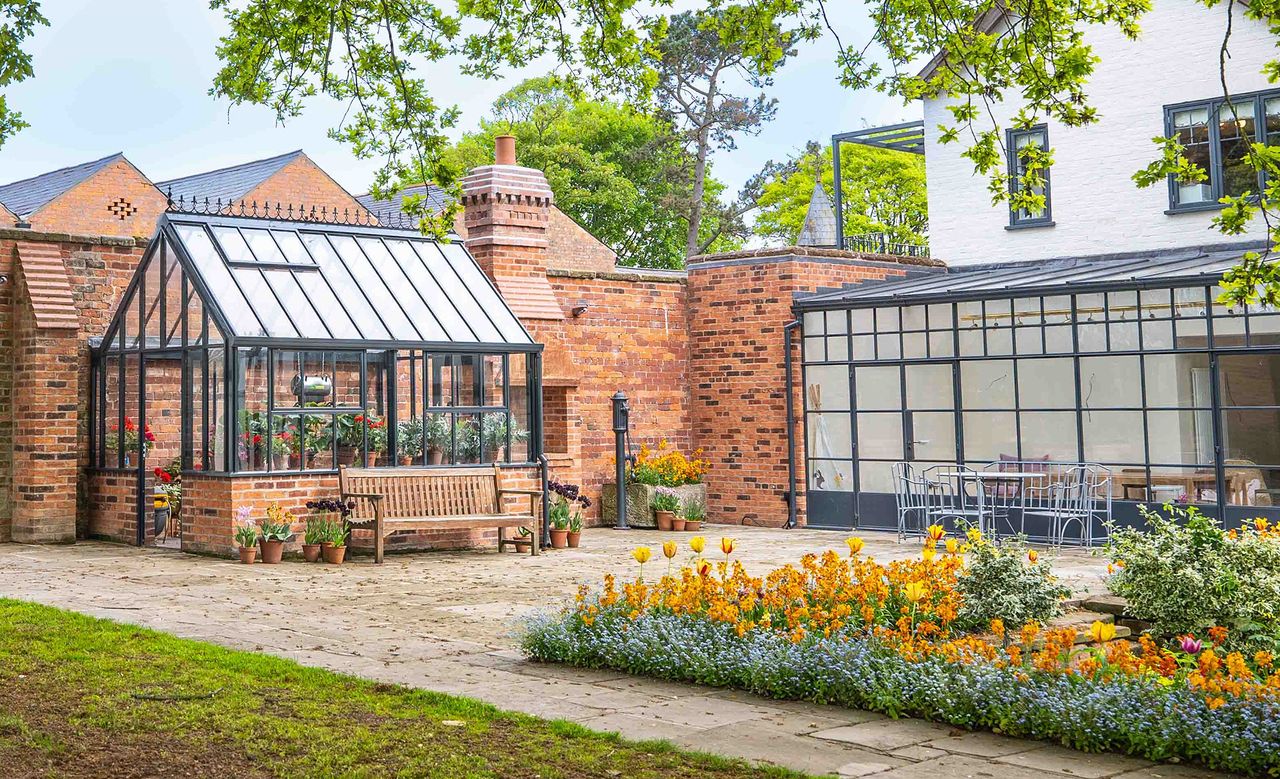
left=686, top=245, right=945, bottom=270
left=0, top=226, right=147, bottom=247
left=547, top=267, right=688, bottom=284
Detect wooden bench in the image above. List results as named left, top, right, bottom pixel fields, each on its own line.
left=338, top=465, right=542, bottom=563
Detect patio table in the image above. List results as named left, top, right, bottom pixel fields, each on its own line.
left=933, top=470, right=1050, bottom=537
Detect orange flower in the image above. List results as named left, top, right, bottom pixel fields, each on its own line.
left=1208, top=626, right=1229, bottom=646
left=1027, top=550, right=1039, bottom=564
left=720, top=537, right=736, bottom=557
left=926, top=524, right=946, bottom=543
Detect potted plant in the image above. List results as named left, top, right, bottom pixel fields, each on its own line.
left=567, top=513, right=583, bottom=548
left=234, top=509, right=258, bottom=564
left=652, top=487, right=680, bottom=532
left=336, top=410, right=387, bottom=466
left=306, top=498, right=354, bottom=559
left=682, top=496, right=706, bottom=532
left=424, top=413, right=449, bottom=465
left=397, top=417, right=424, bottom=466
left=258, top=502, right=294, bottom=564
left=271, top=429, right=299, bottom=470
left=302, top=517, right=329, bottom=562
left=323, top=518, right=347, bottom=565
left=548, top=478, right=590, bottom=549
left=455, top=418, right=481, bottom=463
left=481, top=417, right=530, bottom=463
left=106, top=416, right=156, bottom=468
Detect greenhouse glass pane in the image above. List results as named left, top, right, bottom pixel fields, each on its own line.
left=355, top=237, right=448, bottom=341
left=230, top=266, right=297, bottom=338
left=327, top=235, right=419, bottom=340
left=172, top=224, right=265, bottom=337
left=437, top=242, right=531, bottom=344
left=293, top=271, right=361, bottom=339
left=383, top=238, right=475, bottom=341
left=211, top=227, right=255, bottom=264
left=262, top=270, right=328, bottom=338
left=410, top=241, right=501, bottom=342
left=271, top=230, right=315, bottom=266
left=242, top=228, right=289, bottom=264
left=299, top=233, right=391, bottom=340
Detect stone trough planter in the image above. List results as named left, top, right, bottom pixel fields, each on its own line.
left=600, top=483, right=707, bottom=529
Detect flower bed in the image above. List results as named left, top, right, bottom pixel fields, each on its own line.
left=522, top=535, right=1280, bottom=775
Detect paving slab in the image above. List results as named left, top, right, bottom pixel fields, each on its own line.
left=878, top=753, right=1064, bottom=778
left=813, top=718, right=957, bottom=751
left=998, top=745, right=1155, bottom=778
left=923, top=730, right=1042, bottom=757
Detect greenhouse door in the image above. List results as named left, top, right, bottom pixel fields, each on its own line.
left=137, top=352, right=185, bottom=549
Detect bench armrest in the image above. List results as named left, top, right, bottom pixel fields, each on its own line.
left=343, top=492, right=384, bottom=501
left=499, top=488, right=543, bottom=497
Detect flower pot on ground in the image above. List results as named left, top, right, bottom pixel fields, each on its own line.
left=321, top=512, right=348, bottom=564
left=257, top=502, right=296, bottom=564
left=682, top=497, right=706, bottom=533
left=548, top=478, right=591, bottom=551
left=652, top=488, right=681, bottom=532
left=305, top=498, right=354, bottom=562
left=233, top=509, right=258, bottom=564
left=302, top=516, right=329, bottom=563
left=322, top=543, right=346, bottom=565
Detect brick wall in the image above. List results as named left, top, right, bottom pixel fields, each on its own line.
left=244, top=155, right=367, bottom=217
left=0, top=243, right=13, bottom=540
left=26, top=158, right=168, bottom=240
left=686, top=248, right=935, bottom=527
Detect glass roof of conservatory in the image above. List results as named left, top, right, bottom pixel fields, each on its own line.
left=795, top=244, right=1253, bottom=310
left=161, top=212, right=533, bottom=347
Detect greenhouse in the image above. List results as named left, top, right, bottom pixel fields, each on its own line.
left=90, top=211, right=544, bottom=544
left=792, top=245, right=1280, bottom=537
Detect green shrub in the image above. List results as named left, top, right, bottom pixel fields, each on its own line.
left=954, top=534, right=1069, bottom=630
left=1106, top=504, right=1280, bottom=651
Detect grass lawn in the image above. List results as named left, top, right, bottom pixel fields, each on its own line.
left=0, top=599, right=806, bottom=779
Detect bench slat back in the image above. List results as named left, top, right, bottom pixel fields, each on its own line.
left=339, top=466, right=502, bottom=520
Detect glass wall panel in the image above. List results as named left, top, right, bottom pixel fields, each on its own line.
left=1020, top=411, right=1079, bottom=461
left=810, top=460, right=854, bottom=491
left=1147, top=410, right=1213, bottom=464
left=208, top=347, right=227, bottom=472
left=1144, top=353, right=1210, bottom=407
left=103, top=356, right=122, bottom=468
left=855, top=366, right=901, bottom=410
left=806, top=365, right=851, bottom=411
left=960, top=361, right=1014, bottom=409
left=961, top=411, right=1017, bottom=461
left=1018, top=357, right=1075, bottom=408
left=905, top=364, right=953, bottom=408
left=1082, top=410, right=1144, bottom=462
left=1079, top=356, right=1141, bottom=407
left=810, top=413, right=854, bottom=459
left=855, top=413, right=899, bottom=459
left=911, top=411, right=956, bottom=460
left=236, top=348, right=269, bottom=472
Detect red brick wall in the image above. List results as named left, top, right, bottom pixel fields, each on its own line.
left=27, top=159, right=168, bottom=240
left=86, top=471, right=135, bottom=544
left=686, top=250, right=929, bottom=527
left=0, top=243, right=13, bottom=541
left=244, top=155, right=366, bottom=217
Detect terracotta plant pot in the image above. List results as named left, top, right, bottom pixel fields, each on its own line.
left=672, top=517, right=686, bottom=532
left=549, top=529, right=569, bottom=549
left=684, top=520, right=702, bottom=532
left=336, top=447, right=359, bottom=466
left=399, top=455, right=414, bottom=466
left=260, top=539, right=284, bottom=564
left=302, top=543, right=322, bottom=563
left=427, top=448, right=444, bottom=465
left=655, top=510, right=675, bottom=531
left=567, top=531, right=582, bottom=548
left=323, top=545, right=346, bottom=565
left=238, top=546, right=257, bottom=564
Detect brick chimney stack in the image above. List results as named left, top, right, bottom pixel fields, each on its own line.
left=460, top=135, right=563, bottom=320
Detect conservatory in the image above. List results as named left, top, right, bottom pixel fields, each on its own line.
left=792, top=245, right=1280, bottom=538
left=90, top=210, right=543, bottom=548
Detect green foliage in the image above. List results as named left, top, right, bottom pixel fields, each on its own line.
left=681, top=496, right=706, bottom=522
left=233, top=522, right=258, bottom=549
left=0, top=1, right=47, bottom=150
left=397, top=417, right=424, bottom=458
left=754, top=142, right=927, bottom=246
left=954, top=535, right=1070, bottom=631
left=651, top=488, right=681, bottom=513
left=1106, top=504, right=1280, bottom=651
left=303, top=517, right=331, bottom=546
left=443, top=78, right=724, bottom=268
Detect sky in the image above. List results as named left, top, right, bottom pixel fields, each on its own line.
left=0, top=1, right=916, bottom=202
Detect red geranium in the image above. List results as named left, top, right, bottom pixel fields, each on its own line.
left=153, top=466, right=172, bottom=483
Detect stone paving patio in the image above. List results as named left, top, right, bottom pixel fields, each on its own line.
left=0, top=528, right=1237, bottom=778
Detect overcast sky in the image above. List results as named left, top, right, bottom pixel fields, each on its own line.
left=0, top=1, right=915, bottom=200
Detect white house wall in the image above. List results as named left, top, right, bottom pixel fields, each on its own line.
left=923, top=0, right=1277, bottom=266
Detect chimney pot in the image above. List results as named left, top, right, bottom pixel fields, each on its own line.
left=495, top=135, right=517, bottom=166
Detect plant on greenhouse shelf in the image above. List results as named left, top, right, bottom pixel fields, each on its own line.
left=629, top=440, right=709, bottom=487
left=1107, top=504, right=1280, bottom=651
left=954, top=531, right=1070, bottom=631
left=335, top=411, right=387, bottom=465
left=481, top=416, right=529, bottom=462
left=423, top=413, right=450, bottom=464
left=106, top=416, right=156, bottom=466
left=397, top=417, right=423, bottom=465
left=455, top=418, right=481, bottom=462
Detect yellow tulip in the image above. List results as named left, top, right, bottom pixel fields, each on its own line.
left=945, top=538, right=959, bottom=555
left=904, top=582, right=927, bottom=603
left=921, top=544, right=937, bottom=561
left=1027, top=549, right=1039, bottom=564
left=695, top=558, right=712, bottom=577
left=926, top=524, right=946, bottom=542
left=966, top=527, right=982, bottom=544
left=632, top=546, right=652, bottom=565
left=662, top=540, right=678, bottom=559
left=1089, top=620, right=1116, bottom=643
left=720, top=537, right=737, bottom=556
left=1255, top=518, right=1270, bottom=532
left=689, top=536, right=706, bottom=554
left=845, top=537, right=865, bottom=556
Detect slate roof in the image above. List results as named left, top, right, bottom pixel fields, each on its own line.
left=157, top=150, right=304, bottom=205
left=355, top=183, right=453, bottom=225
left=0, top=152, right=125, bottom=218
left=797, top=180, right=838, bottom=247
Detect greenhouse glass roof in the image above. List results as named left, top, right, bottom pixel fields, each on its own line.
left=161, top=213, right=533, bottom=348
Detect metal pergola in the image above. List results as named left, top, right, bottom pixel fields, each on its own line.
left=90, top=208, right=545, bottom=545
left=831, top=120, right=926, bottom=252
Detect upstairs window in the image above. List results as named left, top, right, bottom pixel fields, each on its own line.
left=1006, top=125, right=1053, bottom=228
left=1166, top=90, right=1280, bottom=211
